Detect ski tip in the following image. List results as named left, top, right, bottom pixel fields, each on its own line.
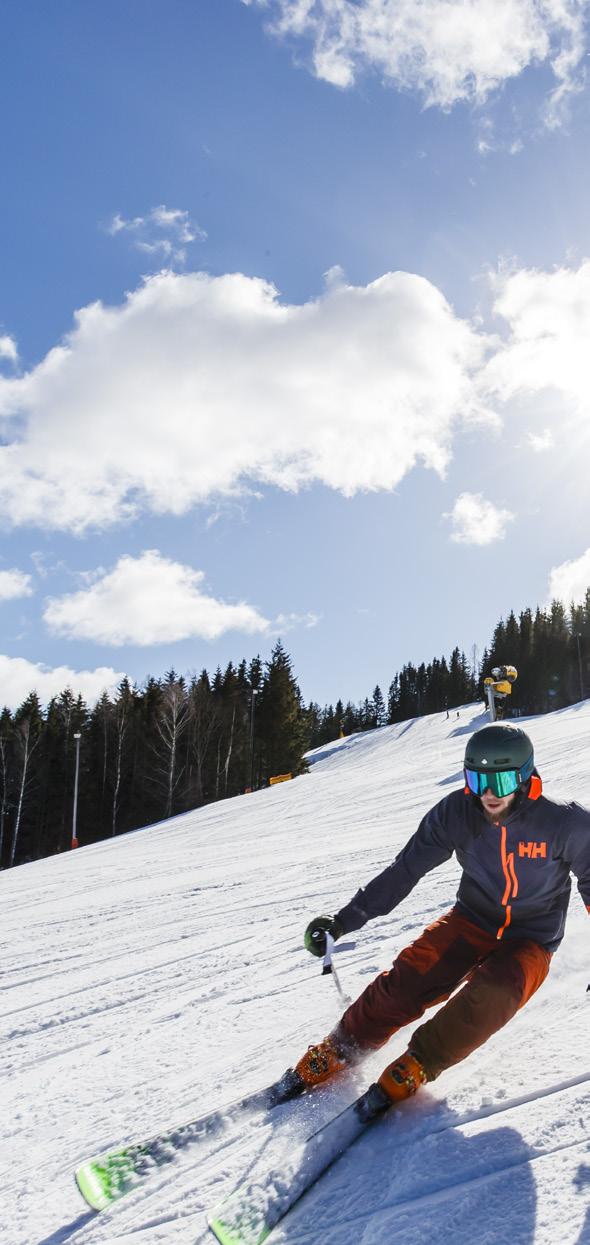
left=207, top=1212, right=242, bottom=1245
left=207, top=1208, right=271, bottom=1245
left=75, top=1163, right=114, bottom=1212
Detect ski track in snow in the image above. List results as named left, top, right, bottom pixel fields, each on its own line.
left=1, top=701, right=590, bottom=1244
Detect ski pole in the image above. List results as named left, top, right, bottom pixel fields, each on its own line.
left=321, top=932, right=352, bottom=1007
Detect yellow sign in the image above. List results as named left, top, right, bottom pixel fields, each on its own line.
left=269, top=773, right=292, bottom=785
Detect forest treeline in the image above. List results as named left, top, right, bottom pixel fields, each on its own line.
left=1, top=592, right=589, bottom=867
left=310, top=593, right=590, bottom=745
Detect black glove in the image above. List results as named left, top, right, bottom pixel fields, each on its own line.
left=304, top=914, right=344, bottom=958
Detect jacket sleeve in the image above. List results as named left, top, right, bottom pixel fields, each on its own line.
left=335, top=798, right=455, bottom=934
left=562, top=802, right=590, bottom=913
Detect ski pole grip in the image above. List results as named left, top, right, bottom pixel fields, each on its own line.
left=322, top=931, right=335, bottom=976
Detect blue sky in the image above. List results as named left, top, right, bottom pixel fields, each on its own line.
left=1, top=0, right=590, bottom=710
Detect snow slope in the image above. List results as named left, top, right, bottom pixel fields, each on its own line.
left=1, top=701, right=589, bottom=1245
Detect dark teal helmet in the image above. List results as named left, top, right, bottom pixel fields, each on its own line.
left=464, top=724, right=534, bottom=798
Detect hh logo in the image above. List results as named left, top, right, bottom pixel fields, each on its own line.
left=518, top=841, right=547, bottom=860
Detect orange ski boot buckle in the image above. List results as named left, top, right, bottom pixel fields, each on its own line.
left=294, top=1037, right=349, bottom=1088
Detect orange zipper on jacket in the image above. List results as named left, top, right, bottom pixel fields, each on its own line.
left=497, top=823, right=518, bottom=939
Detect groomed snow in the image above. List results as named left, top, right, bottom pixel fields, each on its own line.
left=1, top=701, right=589, bottom=1244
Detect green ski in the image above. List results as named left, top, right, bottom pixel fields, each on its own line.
left=75, top=1072, right=302, bottom=1212
left=208, top=1082, right=391, bottom=1245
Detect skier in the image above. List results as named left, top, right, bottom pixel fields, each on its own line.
left=289, top=723, right=590, bottom=1106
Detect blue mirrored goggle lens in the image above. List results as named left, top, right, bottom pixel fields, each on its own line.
left=465, top=768, right=520, bottom=797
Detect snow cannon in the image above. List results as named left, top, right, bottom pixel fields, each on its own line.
left=484, top=666, right=518, bottom=721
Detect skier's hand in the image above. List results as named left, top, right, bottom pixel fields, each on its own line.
left=304, top=915, right=344, bottom=958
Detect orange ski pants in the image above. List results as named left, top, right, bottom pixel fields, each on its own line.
left=339, top=906, right=551, bottom=1080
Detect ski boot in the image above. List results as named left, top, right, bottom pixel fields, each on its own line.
left=268, top=1033, right=352, bottom=1105
left=377, top=1050, right=428, bottom=1103
left=290, top=1024, right=361, bottom=1093
left=293, top=1035, right=349, bottom=1089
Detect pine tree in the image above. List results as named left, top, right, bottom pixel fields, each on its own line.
left=305, top=701, right=323, bottom=748
left=88, top=691, right=113, bottom=839
left=38, top=689, right=85, bottom=857
left=257, top=641, right=310, bottom=782
left=387, top=676, right=400, bottom=723
left=371, top=685, right=386, bottom=727
left=447, top=648, right=474, bottom=708
left=342, top=701, right=359, bottom=734
left=187, top=671, right=219, bottom=805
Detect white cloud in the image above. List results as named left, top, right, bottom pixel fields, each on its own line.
left=106, top=204, right=206, bottom=265
left=43, top=550, right=271, bottom=645
left=273, top=611, right=321, bottom=632
left=527, top=428, right=554, bottom=451
left=149, top=206, right=202, bottom=243
left=481, top=260, right=590, bottom=416
left=541, top=0, right=588, bottom=129
left=446, top=492, right=515, bottom=544
left=548, top=548, right=590, bottom=605
left=0, top=655, right=124, bottom=710
left=0, top=568, right=33, bottom=600
left=136, top=239, right=177, bottom=260
left=0, top=334, right=18, bottom=364
left=0, top=268, right=490, bottom=532
left=245, top=0, right=588, bottom=119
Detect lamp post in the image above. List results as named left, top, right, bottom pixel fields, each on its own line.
left=249, top=689, right=259, bottom=792
left=71, top=731, right=81, bottom=849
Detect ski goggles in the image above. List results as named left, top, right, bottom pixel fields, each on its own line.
left=465, top=756, right=534, bottom=798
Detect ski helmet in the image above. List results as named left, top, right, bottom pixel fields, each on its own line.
left=464, top=724, right=534, bottom=798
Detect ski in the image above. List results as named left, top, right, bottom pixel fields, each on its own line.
left=207, top=1081, right=392, bottom=1245
left=75, top=1070, right=304, bottom=1212
left=207, top=1068, right=590, bottom=1243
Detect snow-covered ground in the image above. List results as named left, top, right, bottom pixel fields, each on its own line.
left=2, top=701, right=590, bottom=1245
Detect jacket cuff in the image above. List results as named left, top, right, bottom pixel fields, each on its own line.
left=335, top=901, right=368, bottom=935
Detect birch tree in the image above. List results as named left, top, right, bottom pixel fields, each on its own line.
left=152, top=676, right=189, bottom=818
left=110, top=679, right=135, bottom=837
left=0, top=709, right=12, bottom=866
left=9, top=695, right=42, bottom=866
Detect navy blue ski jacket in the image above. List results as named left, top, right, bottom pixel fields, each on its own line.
left=335, top=777, right=590, bottom=952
